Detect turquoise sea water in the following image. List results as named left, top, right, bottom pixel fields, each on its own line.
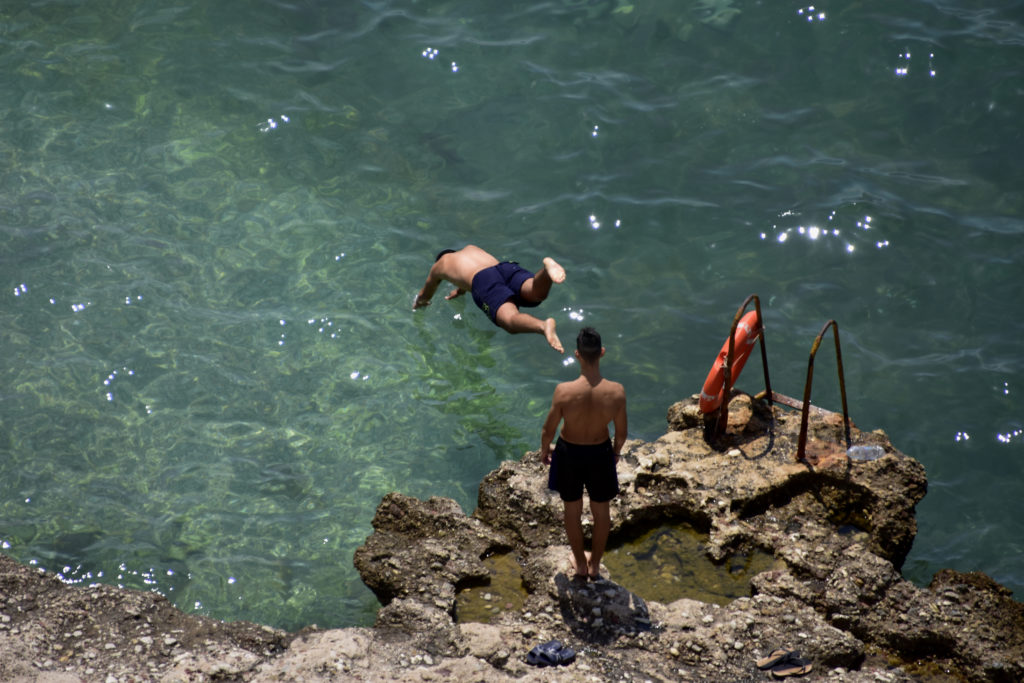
left=1, top=1, right=1021, bottom=631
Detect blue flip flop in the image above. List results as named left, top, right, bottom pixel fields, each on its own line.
left=526, top=639, right=576, bottom=667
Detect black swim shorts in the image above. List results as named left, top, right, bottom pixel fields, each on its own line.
left=547, top=437, right=619, bottom=503
left=470, top=261, right=538, bottom=323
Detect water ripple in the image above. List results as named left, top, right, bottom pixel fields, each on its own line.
left=515, top=191, right=717, bottom=214
left=961, top=215, right=1024, bottom=235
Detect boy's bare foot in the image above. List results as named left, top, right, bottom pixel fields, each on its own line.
left=543, top=257, right=566, bottom=284
left=544, top=318, right=563, bottom=353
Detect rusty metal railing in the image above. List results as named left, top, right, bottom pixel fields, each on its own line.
left=795, top=320, right=852, bottom=462
left=713, top=294, right=773, bottom=437
left=703, top=298, right=854, bottom=463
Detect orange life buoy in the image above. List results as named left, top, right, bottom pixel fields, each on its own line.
left=699, top=310, right=761, bottom=414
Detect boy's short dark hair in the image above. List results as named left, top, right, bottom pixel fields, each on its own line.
left=576, top=327, right=602, bottom=362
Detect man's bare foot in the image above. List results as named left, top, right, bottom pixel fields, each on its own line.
left=543, top=257, right=566, bottom=284
left=587, top=558, right=602, bottom=580
left=544, top=318, right=563, bottom=353
left=569, top=552, right=591, bottom=580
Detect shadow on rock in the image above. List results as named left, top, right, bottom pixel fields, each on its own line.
left=553, top=573, right=655, bottom=645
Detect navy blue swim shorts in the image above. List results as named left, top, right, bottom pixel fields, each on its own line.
left=547, top=437, right=619, bottom=503
left=470, top=261, right=538, bottom=323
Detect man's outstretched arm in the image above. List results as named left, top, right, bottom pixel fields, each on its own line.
left=413, top=263, right=443, bottom=310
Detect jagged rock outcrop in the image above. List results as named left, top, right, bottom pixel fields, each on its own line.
left=1, top=394, right=1022, bottom=681
left=350, top=394, right=1022, bottom=682
left=0, top=552, right=290, bottom=682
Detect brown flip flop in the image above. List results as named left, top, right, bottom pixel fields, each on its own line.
left=770, top=657, right=813, bottom=678
left=756, top=648, right=795, bottom=670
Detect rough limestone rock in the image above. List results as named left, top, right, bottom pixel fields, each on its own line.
left=350, top=394, right=1021, bottom=682
left=0, top=553, right=289, bottom=682
left=1, top=393, right=1022, bottom=681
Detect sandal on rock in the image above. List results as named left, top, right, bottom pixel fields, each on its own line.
left=770, top=655, right=813, bottom=678
left=756, top=648, right=796, bottom=670
left=526, top=640, right=576, bottom=667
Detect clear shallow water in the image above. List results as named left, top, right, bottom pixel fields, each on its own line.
left=1, top=0, right=1022, bottom=630
left=602, top=524, right=778, bottom=606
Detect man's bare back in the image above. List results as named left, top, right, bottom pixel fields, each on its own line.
left=549, top=375, right=627, bottom=447
left=540, top=331, right=627, bottom=463
left=423, top=245, right=499, bottom=297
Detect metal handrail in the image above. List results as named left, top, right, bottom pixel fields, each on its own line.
left=715, top=294, right=773, bottom=437
left=795, top=320, right=852, bottom=461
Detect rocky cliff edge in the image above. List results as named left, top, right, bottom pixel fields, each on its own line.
left=2, top=394, right=1022, bottom=682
